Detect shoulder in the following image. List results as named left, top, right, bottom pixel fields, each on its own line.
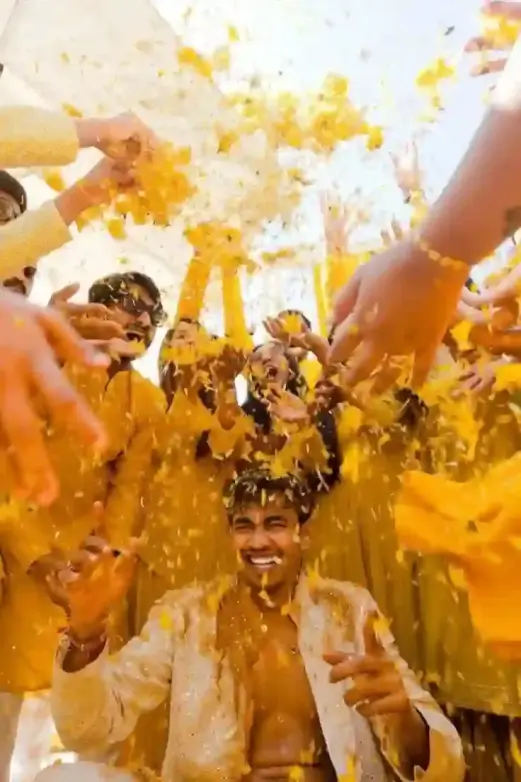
left=130, top=371, right=166, bottom=419
left=309, top=575, right=379, bottom=620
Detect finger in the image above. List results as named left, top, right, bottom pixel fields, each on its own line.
left=370, top=360, right=403, bottom=395
left=331, top=271, right=362, bottom=325
left=342, top=340, right=385, bottom=386
left=363, top=613, right=386, bottom=656
left=0, top=379, right=58, bottom=506
left=72, top=318, right=125, bottom=341
left=484, top=1, right=521, bottom=21
left=49, top=283, right=80, bottom=305
left=67, top=549, right=99, bottom=572
left=44, top=572, right=70, bottom=607
left=380, top=229, right=392, bottom=248
left=80, top=536, right=113, bottom=555
left=465, top=35, right=514, bottom=52
left=114, top=550, right=138, bottom=581
left=355, top=692, right=410, bottom=718
left=410, top=341, right=440, bottom=389
left=471, top=58, right=509, bottom=76
left=328, top=313, right=363, bottom=364
left=344, top=673, right=401, bottom=708
left=37, top=308, right=110, bottom=370
left=329, top=655, right=392, bottom=683
left=66, top=303, right=114, bottom=319
left=30, top=354, right=106, bottom=449
left=391, top=218, right=404, bottom=241
left=323, top=650, right=350, bottom=666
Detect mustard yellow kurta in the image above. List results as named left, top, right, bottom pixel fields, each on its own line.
left=0, top=366, right=164, bottom=693
left=0, top=106, right=79, bottom=275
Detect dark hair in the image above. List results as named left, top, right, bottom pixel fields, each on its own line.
left=278, top=309, right=312, bottom=331
left=159, top=322, right=216, bottom=413
left=243, top=343, right=304, bottom=432
left=0, top=171, right=27, bottom=213
left=88, top=271, right=166, bottom=323
left=223, top=468, right=315, bottom=525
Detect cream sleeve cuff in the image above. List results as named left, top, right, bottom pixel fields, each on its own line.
left=0, top=200, right=71, bottom=277
left=376, top=707, right=465, bottom=782
left=0, top=107, right=79, bottom=168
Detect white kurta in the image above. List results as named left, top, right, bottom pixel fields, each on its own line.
left=51, top=574, right=465, bottom=782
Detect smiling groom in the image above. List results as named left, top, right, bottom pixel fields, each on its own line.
left=46, top=469, right=464, bottom=782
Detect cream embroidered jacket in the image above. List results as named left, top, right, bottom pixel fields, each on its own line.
left=51, top=575, right=465, bottom=782
left=0, top=106, right=79, bottom=276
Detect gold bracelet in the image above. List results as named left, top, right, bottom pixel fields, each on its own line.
left=416, top=238, right=469, bottom=273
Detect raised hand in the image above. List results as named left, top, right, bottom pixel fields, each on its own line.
left=323, top=614, right=411, bottom=718
left=329, top=240, right=469, bottom=388
left=265, top=388, right=310, bottom=424
left=380, top=218, right=406, bottom=249
left=49, top=283, right=125, bottom=341
left=466, top=1, right=521, bottom=76
left=0, top=289, right=108, bottom=505
left=320, top=193, right=362, bottom=256
left=76, top=112, right=159, bottom=161
left=212, top=343, right=249, bottom=383
left=45, top=536, right=138, bottom=639
left=390, top=141, right=422, bottom=199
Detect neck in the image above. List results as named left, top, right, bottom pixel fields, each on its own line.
left=247, top=576, right=300, bottom=612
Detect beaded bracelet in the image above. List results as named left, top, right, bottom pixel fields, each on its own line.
left=64, top=628, right=107, bottom=655
left=416, top=238, right=469, bottom=273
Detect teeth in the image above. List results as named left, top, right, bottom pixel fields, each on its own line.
left=249, top=556, right=281, bottom=566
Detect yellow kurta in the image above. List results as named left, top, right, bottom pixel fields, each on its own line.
left=0, top=366, right=164, bottom=693
left=0, top=106, right=79, bottom=275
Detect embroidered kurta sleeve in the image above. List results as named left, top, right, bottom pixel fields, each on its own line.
left=0, top=107, right=79, bottom=167
left=0, top=201, right=71, bottom=277
left=0, top=106, right=80, bottom=275
left=351, top=587, right=465, bottom=782
left=51, top=593, right=182, bottom=755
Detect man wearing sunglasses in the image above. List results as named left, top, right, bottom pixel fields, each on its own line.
left=88, top=271, right=166, bottom=357
left=0, top=270, right=166, bottom=775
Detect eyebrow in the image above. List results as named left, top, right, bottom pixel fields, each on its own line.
left=264, top=515, right=287, bottom=523
left=232, top=514, right=288, bottom=525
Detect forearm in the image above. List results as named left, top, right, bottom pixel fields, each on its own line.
left=0, top=171, right=112, bottom=277
left=0, top=108, right=115, bottom=169
left=215, top=383, right=242, bottom=430
left=469, top=324, right=521, bottom=356
left=0, top=107, right=79, bottom=167
left=0, top=201, right=71, bottom=277
left=384, top=708, right=430, bottom=777
left=420, top=37, right=521, bottom=266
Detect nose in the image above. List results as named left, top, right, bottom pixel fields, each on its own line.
left=248, top=526, right=271, bottom=550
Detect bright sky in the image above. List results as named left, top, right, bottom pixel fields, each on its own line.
left=0, top=0, right=508, bottom=385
